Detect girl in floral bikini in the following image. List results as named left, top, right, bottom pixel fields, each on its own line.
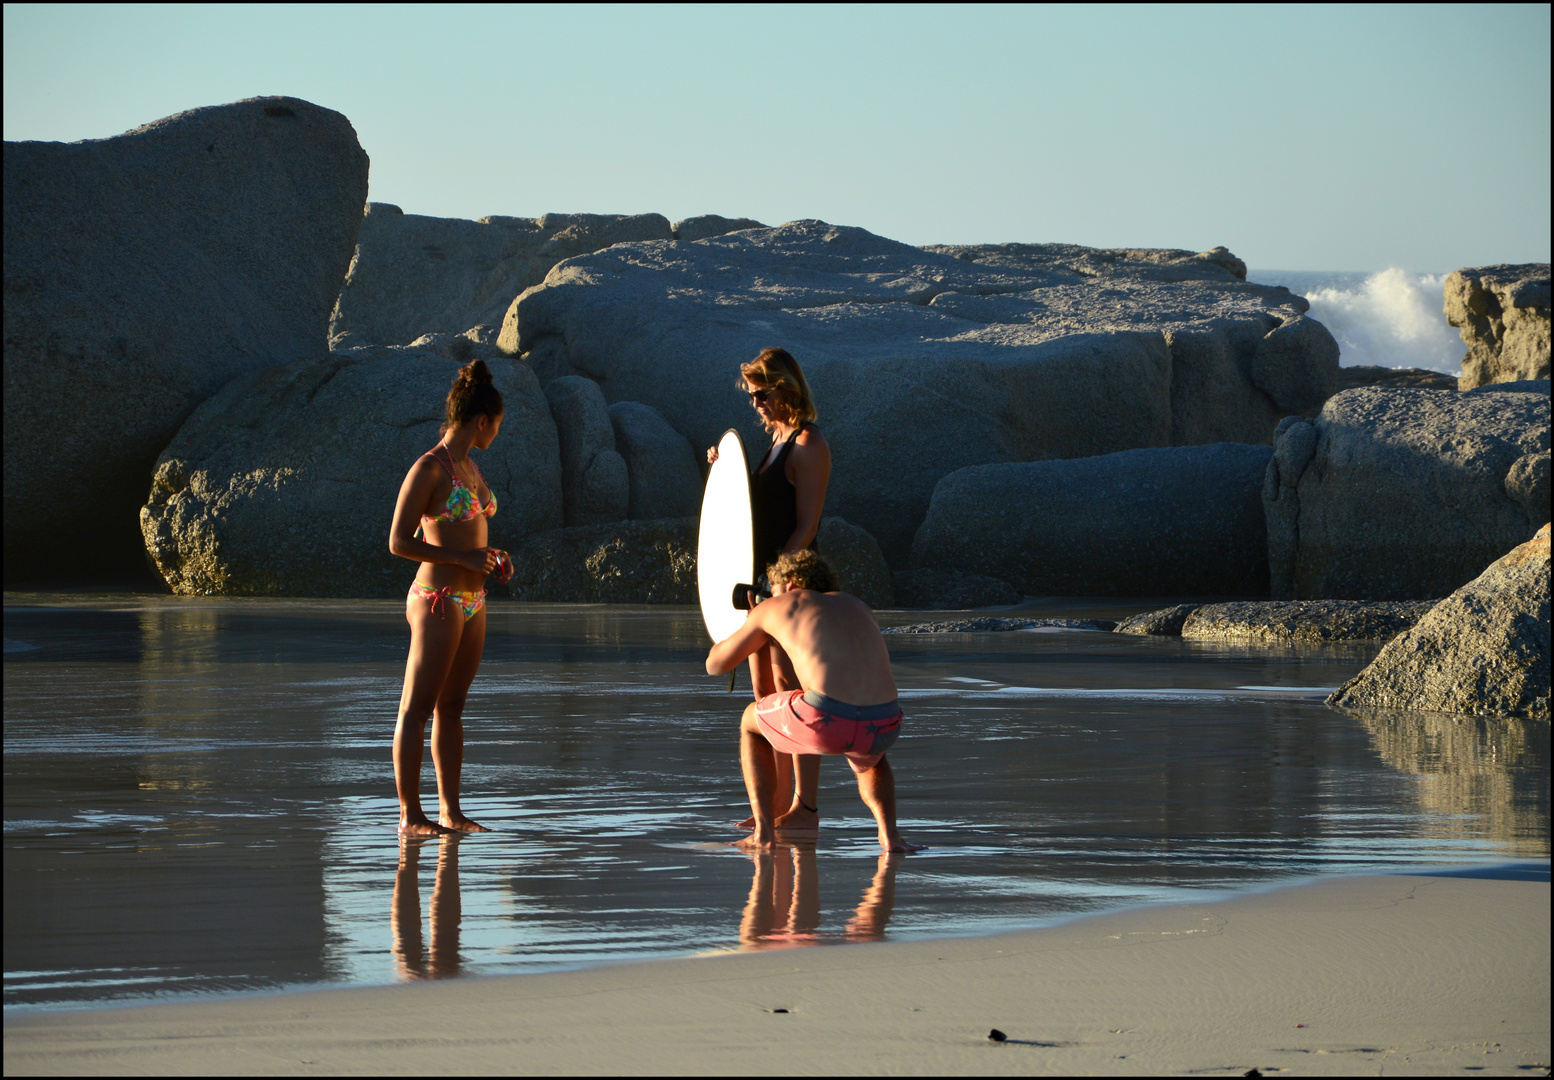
left=388, top=359, right=506, bottom=837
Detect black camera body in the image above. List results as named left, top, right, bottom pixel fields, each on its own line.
left=732, top=582, right=771, bottom=610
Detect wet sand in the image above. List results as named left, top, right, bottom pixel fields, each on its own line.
left=5, top=597, right=1550, bottom=1013
left=5, top=869, right=1547, bottom=1076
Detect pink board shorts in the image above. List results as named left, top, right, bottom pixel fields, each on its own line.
left=754, top=689, right=903, bottom=774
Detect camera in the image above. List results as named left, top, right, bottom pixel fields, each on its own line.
left=731, top=582, right=770, bottom=609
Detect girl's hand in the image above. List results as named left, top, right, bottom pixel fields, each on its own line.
left=707, top=445, right=720, bottom=464
left=462, top=548, right=500, bottom=575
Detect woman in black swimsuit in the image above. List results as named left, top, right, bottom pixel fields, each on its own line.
left=708, top=347, right=832, bottom=832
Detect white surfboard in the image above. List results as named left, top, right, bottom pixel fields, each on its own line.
left=697, top=429, right=754, bottom=643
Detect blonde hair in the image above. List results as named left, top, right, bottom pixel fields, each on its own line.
left=768, top=550, right=839, bottom=592
left=738, top=347, right=817, bottom=431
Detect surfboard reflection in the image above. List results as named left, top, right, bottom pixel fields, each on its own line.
left=738, top=847, right=901, bottom=950
left=391, top=834, right=463, bottom=980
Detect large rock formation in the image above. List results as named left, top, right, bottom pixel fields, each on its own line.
left=329, top=209, right=674, bottom=349
left=503, top=518, right=697, bottom=604
left=892, top=569, right=1022, bottom=610
left=673, top=215, right=767, bottom=242
left=1114, top=604, right=1202, bottom=635
left=815, top=517, right=893, bottom=609
left=911, top=443, right=1272, bottom=596
left=883, top=617, right=1117, bottom=634
left=140, top=351, right=561, bottom=596
left=1328, top=524, right=1550, bottom=720
left=608, top=401, right=703, bottom=520
left=1504, top=448, right=1551, bottom=527
left=1444, top=265, right=1551, bottom=389
left=1179, top=601, right=1435, bottom=643
left=500, top=515, right=888, bottom=607
left=1115, top=600, right=1434, bottom=640
left=502, top=221, right=1334, bottom=563
left=545, top=376, right=629, bottom=527
left=1336, top=365, right=1458, bottom=393
left=4, top=96, right=369, bottom=580
left=1264, top=384, right=1550, bottom=600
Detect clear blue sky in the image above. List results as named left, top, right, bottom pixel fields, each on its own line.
left=5, top=3, right=1549, bottom=271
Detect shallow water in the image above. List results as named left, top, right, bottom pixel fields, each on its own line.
left=4, top=595, right=1548, bottom=1012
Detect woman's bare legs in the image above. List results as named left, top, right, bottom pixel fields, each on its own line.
left=742, top=641, right=821, bottom=833
left=396, top=600, right=460, bottom=836
left=778, top=753, right=821, bottom=835
left=767, top=641, right=822, bottom=834
left=431, top=608, right=488, bottom=832
left=395, top=598, right=488, bottom=836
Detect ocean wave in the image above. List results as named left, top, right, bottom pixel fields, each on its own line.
left=1250, top=268, right=1464, bottom=375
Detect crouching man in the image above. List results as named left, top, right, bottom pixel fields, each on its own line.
left=705, top=550, right=921, bottom=853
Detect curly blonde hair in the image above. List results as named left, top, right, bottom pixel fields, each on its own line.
left=738, top=347, right=817, bottom=431
left=767, top=550, right=839, bottom=592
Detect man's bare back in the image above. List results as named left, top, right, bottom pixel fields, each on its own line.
left=705, top=585, right=897, bottom=704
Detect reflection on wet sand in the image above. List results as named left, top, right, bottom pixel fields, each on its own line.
left=8, top=597, right=1549, bottom=1008
left=1354, top=708, right=1552, bottom=858
left=739, top=847, right=900, bottom=949
left=392, top=836, right=463, bottom=979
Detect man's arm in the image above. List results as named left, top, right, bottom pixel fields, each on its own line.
left=705, top=600, right=779, bottom=675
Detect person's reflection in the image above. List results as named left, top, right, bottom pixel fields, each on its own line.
left=738, top=846, right=900, bottom=949
left=844, top=852, right=901, bottom=941
left=391, top=834, right=463, bottom=979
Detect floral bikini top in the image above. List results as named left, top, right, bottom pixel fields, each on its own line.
left=414, top=447, right=496, bottom=537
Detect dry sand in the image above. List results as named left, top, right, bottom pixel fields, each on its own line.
left=5, top=871, right=1548, bottom=1076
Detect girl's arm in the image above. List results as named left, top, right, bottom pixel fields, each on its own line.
left=388, top=460, right=491, bottom=572
left=784, top=428, right=832, bottom=552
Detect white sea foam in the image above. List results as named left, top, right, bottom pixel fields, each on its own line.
left=1250, top=268, right=1464, bottom=374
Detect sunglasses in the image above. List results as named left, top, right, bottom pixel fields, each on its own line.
left=747, top=387, right=773, bottom=403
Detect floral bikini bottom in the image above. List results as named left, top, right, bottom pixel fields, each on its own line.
left=407, top=581, right=487, bottom=621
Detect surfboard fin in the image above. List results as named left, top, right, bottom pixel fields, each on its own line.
left=727, top=670, right=736, bottom=693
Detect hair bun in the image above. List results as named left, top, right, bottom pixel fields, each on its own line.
left=443, top=358, right=505, bottom=432
left=459, top=358, right=493, bottom=386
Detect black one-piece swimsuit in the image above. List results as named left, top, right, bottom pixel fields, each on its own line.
left=750, top=424, right=816, bottom=580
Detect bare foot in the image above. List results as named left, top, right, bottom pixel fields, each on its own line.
left=399, top=817, right=452, bottom=838
left=736, top=815, right=755, bottom=830
left=731, top=826, right=778, bottom=851
left=880, top=833, right=924, bottom=853
left=774, top=802, right=819, bottom=837
left=440, top=814, right=490, bottom=833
